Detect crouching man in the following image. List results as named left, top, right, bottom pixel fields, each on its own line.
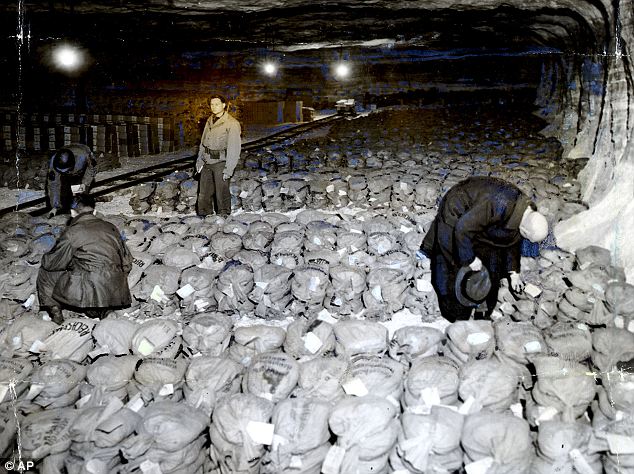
left=37, top=194, right=132, bottom=323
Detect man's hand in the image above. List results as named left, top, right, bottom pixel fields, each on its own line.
left=469, top=256, right=483, bottom=272
left=222, top=172, right=230, bottom=181
left=509, top=272, right=525, bottom=293
left=47, top=208, right=58, bottom=219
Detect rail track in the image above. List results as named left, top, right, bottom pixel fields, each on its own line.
left=0, top=114, right=347, bottom=217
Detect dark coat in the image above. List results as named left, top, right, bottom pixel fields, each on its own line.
left=422, top=176, right=531, bottom=298
left=40, top=212, right=132, bottom=308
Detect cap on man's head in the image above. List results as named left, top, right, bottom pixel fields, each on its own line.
left=71, top=193, right=96, bottom=212
left=519, top=209, right=548, bottom=243
left=52, top=148, right=75, bottom=173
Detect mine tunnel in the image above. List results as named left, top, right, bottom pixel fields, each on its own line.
left=0, top=1, right=633, bottom=473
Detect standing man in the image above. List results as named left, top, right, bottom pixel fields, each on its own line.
left=195, top=94, right=242, bottom=216
left=421, top=176, right=548, bottom=322
left=37, top=194, right=132, bottom=323
left=46, top=143, right=97, bottom=218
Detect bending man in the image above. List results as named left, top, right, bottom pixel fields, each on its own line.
left=37, top=194, right=132, bottom=323
left=195, top=94, right=241, bottom=216
left=421, top=176, right=548, bottom=322
left=47, top=143, right=97, bottom=218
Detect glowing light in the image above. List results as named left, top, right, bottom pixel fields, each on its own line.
left=53, top=45, right=82, bottom=71
left=334, top=63, right=350, bottom=78
left=263, top=62, right=277, bottom=76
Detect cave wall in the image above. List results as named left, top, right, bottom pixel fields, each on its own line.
left=552, top=0, right=634, bottom=282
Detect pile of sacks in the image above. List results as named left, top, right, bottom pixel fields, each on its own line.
left=0, top=242, right=633, bottom=473
left=108, top=210, right=443, bottom=321
left=129, top=171, right=198, bottom=214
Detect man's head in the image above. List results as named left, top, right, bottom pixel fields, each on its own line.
left=52, top=148, right=75, bottom=173
left=519, top=208, right=548, bottom=243
left=210, top=94, right=228, bottom=116
left=70, top=194, right=96, bottom=218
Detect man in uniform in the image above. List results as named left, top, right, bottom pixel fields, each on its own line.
left=421, top=176, right=548, bottom=322
left=46, top=143, right=97, bottom=218
left=37, top=194, right=132, bottom=323
left=195, top=94, right=242, bottom=216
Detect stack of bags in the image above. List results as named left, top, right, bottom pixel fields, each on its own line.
left=458, top=358, right=519, bottom=413
left=327, top=396, right=400, bottom=473
left=342, top=353, right=405, bottom=402
left=214, top=262, right=255, bottom=313
left=122, top=401, right=208, bottom=473
left=28, top=359, right=87, bottom=410
left=250, top=264, right=293, bottom=319
left=129, top=357, right=188, bottom=403
left=209, top=393, right=275, bottom=473
left=183, top=356, right=243, bottom=417
left=237, top=178, right=263, bottom=212
left=295, top=357, right=348, bottom=402
left=177, top=178, right=198, bottom=212
left=66, top=399, right=141, bottom=473
left=283, top=317, right=335, bottom=359
left=388, top=326, right=445, bottom=363
left=39, top=317, right=97, bottom=362
left=333, top=320, right=388, bottom=358
left=242, top=352, right=299, bottom=403
left=461, top=412, right=534, bottom=474
left=291, top=263, right=331, bottom=313
left=228, top=325, right=286, bottom=367
left=347, top=175, right=368, bottom=205
left=390, top=176, right=417, bottom=210
left=390, top=405, right=464, bottom=473
left=129, top=182, right=156, bottom=213
left=367, top=175, right=392, bottom=207
left=532, top=421, right=602, bottom=474
left=2, top=314, right=56, bottom=357
left=261, top=179, right=283, bottom=212
left=326, top=265, right=366, bottom=315
left=182, top=312, right=233, bottom=356
left=363, top=268, right=408, bottom=314
left=403, top=356, right=461, bottom=410
left=261, top=397, right=331, bottom=473
left=527, top=355, right=596, bottom=426
left=84, top=355, right=139, bottom=402
left=445, top=320, right=495, bottom=365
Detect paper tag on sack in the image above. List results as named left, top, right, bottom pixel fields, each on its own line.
left=280, top=187, right=289, bottom=194
left=86, top=459, right=108, bottom=474
left=317, top=309, right=338, bottom=324
left=569, top=449, right=596, bottom=474
left=303, top=332, right=323, bottom=354
left=510, top=402, right=524, bottom=418
left=271, top=434, right=288, bottom=451
left=416, top=279, right=434, bottom=292
left=255, top=281, right=268, bottom=289
left=126, top=393, right=144, bottom=412
left=400, top=182, right=408, bottom=191
left=420, top=387, right=441, bottom=407
left=290, top=456, right=303, bottom=469
left=523, top=341, right=542, bottom=353
left=22, top=294, right=35, bottom=308
left=371, top=285, right=383, bottom=302
left=76, top=393, right=92, bottom=409
left=140, top=460, right=163, bottom=474
left=326, top=184, right=335, bottom=193
left=29, top=339, right=47, bottom=353
left=465, top=457, right=494, bottom=474
left=459, top=395, right=479, bottom=415
left=194, top=299, right=210, bottom=312
left=239, top=190, right=249, bottom=199
left=322, top=445, right=346, bottom=474
left=535, top=406, right=558, bottom=425
left=246, top=421, right=275, bottom=445
left=137, top=338, right=155, bottom=356
left=150, top=285, right=169, bottom=304
left=159, top=384, right=174, bottom=396
left=524, top=283, right=542, bottom=298
left=628, top=320, right=634, bottom=333
left=607, top=434, right=634, bottom=454
left=499, top=301, right=515, bottom=314
left=615, top=316, right=625, bottom=329
left=338, top=189, right=347, bottom=196
left=349, top=228, right=363, bottom=234
left=176, top=284, right=195, bottom=299
left=467, top=332, right=490, bottom=345
left=342, top=378, right=369, bottom=397
left=71, top=184, right=83, bottom=194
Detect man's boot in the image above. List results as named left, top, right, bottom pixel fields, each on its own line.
left=48, top=306, right=64, bottom=325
